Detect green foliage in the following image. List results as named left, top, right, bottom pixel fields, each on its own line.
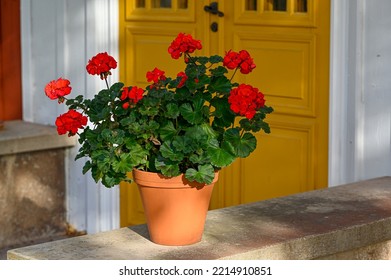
left=60, top=52, right=273, bottom=188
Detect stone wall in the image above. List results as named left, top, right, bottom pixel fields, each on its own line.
left=8, top=177, right=391, bottom=260
left=0, top=121, right=74, bottom=251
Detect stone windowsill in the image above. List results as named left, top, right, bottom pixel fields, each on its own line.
left=7, top=177, right=391, bottom=260
left=0, top=120, right=76, bottom=155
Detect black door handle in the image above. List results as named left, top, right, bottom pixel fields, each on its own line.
left=204, top=2, right=224, bottom=17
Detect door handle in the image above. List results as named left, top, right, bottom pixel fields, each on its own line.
left=204, top=2, right=224, bottom=17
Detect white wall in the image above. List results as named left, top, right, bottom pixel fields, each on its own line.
left=21, top=0, right=120, bottom=233
left=329, top=0, right=391, bottom=186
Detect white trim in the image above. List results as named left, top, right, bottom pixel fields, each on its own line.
left=328, top=0, right=349, bottom=186
left=20, top=0, right=33, bottom=122
left=352, top=0, right=366, bottom=182
left=328, top=0, right=366, bottom=186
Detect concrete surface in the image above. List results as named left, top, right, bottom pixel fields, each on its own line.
left=7, top=177, right=391, bottom=260
left=0, top=120, right=75, bottom=155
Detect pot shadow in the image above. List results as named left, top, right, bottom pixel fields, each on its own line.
left=128, top=224, right=151, bottom=241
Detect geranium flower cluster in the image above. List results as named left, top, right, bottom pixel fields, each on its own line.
left=228, top=84, right=265, bottom=120
left=168, top=33, right=202, bottom=59
left=146, top=67, right=167, bottom=88
left=120, top=86, right=144, bottom=109
left=55, top=109, right=87, bottom=136
left=44, top=78, right=72, bottom=102
left=223, top=50, right=256, bottom=74
left=86, top=52, right=117, bottom=79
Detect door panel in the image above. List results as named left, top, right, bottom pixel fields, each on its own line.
left=119, top=0, right=329, bottom=226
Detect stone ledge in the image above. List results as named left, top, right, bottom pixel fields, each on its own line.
left=7, top=177, right=391, bottom=260
left=0, top=120, right=76, bottom=155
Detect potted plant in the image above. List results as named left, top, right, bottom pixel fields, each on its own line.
left=45, top=33, right=273, bottom=245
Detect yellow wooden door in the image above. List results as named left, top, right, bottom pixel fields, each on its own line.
left=119, top=0, right=330, bottom=226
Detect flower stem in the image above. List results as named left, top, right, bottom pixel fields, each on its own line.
left=104, top=77, right=110, bottom=90
left=230, top=68, right=239, bottom=82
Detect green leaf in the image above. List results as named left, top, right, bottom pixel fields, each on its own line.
left=185, top=164, right=215, bottom=184
left=155, top=156, right=181, bottom=177
left=224, top=129, right=257, bottom=158
left=102, top=174, right=119, bottom=188
left=209, top=66, right=228, bottom=76
left=120, top=115, right=136, bottom=126
left=127, top=144, right=148, bottom=165
left=112, top=153, right=134, bottom=173
left=172, top=136, right=196, bottom=153
left=160, top=141, right=184, bottom=162
left=82, top=160, right=92, bottom=174
left=180, top=97, right=206, bottom=125
left=165, top=103, right=180, bottom=119
left=185, top=126, right=209, bottom=149
left=159, top=121, right=177, bottom=141
left=211, top=96, right=235, bottom=128
left=110, top=82, right=124, bottom=93
left=208, top=76, right=232, bottom=94
left=207, top=139, right=235, bottom=167
left=180, top=103, right=200, bottom=124
left=189, top=152, right=210, bottom=165
left=209, top=55, right=223, bottom=64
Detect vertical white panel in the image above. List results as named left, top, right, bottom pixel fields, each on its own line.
left=21, top=0, right=120, bottom=234
left=362, top=0, right=391, bottom=179
left=328, top=0, right=350, bottom=186
left=329, top=0, right=391, bottom=185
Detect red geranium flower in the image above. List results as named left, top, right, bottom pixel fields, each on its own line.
left=168, top=33, right=202, bottom=59
left=228, top=84, right=265, bottom=120
left=238, top=50, right=256, bottom=74
left=146, top=68, right=166, bottom=84
left=55, top=109, right=88, bottom=136
left=44, top=78, right=72, bottom=102
left=223, top=50, right=242, bottom=70
left=121, top=86, right=144, bottom=109
left=223, top=50, right=256, bottom=74
left=86, top=52, right=117, bottom=80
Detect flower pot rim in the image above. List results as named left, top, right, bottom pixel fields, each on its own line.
left=132, top=168, right=219, bottom=189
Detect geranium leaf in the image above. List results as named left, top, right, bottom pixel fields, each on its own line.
left=209, top=55, right=223, bottom=64
left=172, top=136, right=196, bottom=153
left=209, top=65, right=228, bottom=76
left=224, top=129, right=257, bottom=158
left=112, top=153, right=133, bottom=173
left=160, top=141, right=184, bottom=162
left=165, top=103, right=180, bottom=119
left=155, top=156, right=180, bottom=177
left=185, top=164, right=215, bottom=184
left=207, top=139, right=235, bottom=167
left=159, top=121, right=177, bottom=141
left=180, top=103, right=203, bottom=124
left=208, top=76, right=231, bottom=94
left=102, top=174, right=119, bottom=188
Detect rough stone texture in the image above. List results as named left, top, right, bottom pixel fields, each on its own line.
left=8, top=177, right=391, bottom=260
left=317, top=240, right=391, bottom=260
left=0, top=149, right=67, bottom=249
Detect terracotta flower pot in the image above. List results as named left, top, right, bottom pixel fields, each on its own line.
left=132, top=169, right=219, bottom=246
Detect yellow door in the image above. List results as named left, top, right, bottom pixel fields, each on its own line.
left=119, top=0, right=330, bottom=226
